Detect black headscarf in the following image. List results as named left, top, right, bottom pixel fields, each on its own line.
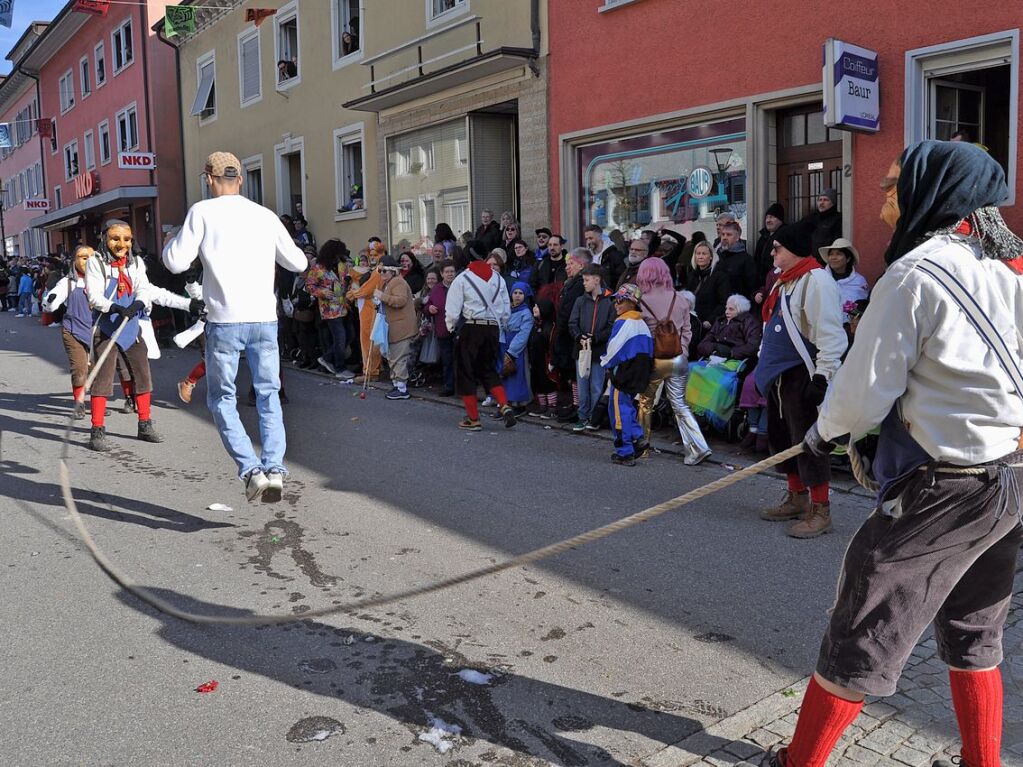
left=885, top=140, right=1015, bottom=264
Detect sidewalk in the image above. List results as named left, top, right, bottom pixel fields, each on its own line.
left=640, top=578, right=1023, bottom=767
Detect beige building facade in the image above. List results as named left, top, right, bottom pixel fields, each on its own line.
left=163, top=0, right=549, bottom=255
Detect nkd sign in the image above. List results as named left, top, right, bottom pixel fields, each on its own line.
left=822, top=38, right=880, bottom=133
left=24, top=198, right=50, bottom=211
left=74, top=171, right=100, bottom=200
left=118, top=152, right=157, bottom=170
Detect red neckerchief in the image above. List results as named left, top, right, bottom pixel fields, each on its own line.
left=110, top=255, right=133, bottom=299
left=762, top=256, right=821, bottom=322
left=467, top=261, right=493, bottom=281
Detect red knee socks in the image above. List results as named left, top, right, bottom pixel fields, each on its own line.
left=490, top=386, right=508, bottom=408
left=187, top=360, right=206, bottom=384
left=462, top=395, right=479, bottom=421
left=91, top=396, right=106, bottom=427
left=810, top=484, right=830, bottom=504
left=135, top=392, right=151, bottom=421
left=950, top=668, right=1003, bottom=767
left=786, top=677, right=863, bottom=767
left=73, top=385, right=84, bottom=402
left=788, top=473, right=806, bottom=493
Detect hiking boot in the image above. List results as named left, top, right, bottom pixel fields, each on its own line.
left=73, top=401, right=87, bottom=420
left=788, top=501, right=833, bottom=539
left=611, top=453, right=636, bottom=467
left=137, top=419, right=164, bottom=443
left=458, top=417, right=482, bottom=431
left=177, top=379, right=195, bottom=404
left=501, top=406, right=517, bottom=429
left=263, top=470, right=284, bottom=504
left=762, top=747, right=788, bottom=766
left=88, top=426, right=112, bottom=452
left=760, top=490, right=810, bottom=521
left=244, top=469, right=270, bottom=502
left=122, top=396, right=136, bottom=414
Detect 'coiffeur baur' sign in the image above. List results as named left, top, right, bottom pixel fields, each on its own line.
left=822, top=38, right=880, bottom=133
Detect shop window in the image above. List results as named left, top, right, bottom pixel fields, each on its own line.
left=95, top=42, right=106, bottom=87
left=112, top=18, right=134, bottom=74
left=906, top=30, right=1018, bottom=203
left=59, top=70, right=75, bottom=113
left=334, top=0, right=361, bottom=65
left=386, top=119, right=469, bottom=252
left=239, top=31, right=261, bottom=107
left=334, top=124, right=365, bottom=217
left=781, top=110, right=840, bottom=148
left=80, top=57, right=91, bottom=99
left=192, top=53, right=216, bottom=122
left=428, top=0, right=467, bottom=24
left=578, top=117, right=748, bottom=240
left=275, top=3, right=300, bottom=87
left=116, top=104, right=138, bottom=152
left=83, top=129, right=96, bottom=171
left=99, top=120, right=111, bottom=165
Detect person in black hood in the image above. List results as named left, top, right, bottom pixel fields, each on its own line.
left=753, top=202, right=785, bottom=281
left=801, top=188, right=843, bottom=260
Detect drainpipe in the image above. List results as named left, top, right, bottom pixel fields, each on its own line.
left=528, top=0, right=541, bottom=77
left=16, top=62, right=47, bottom=252
left=156, top=21, right=188, bottom=226
left=138, top=2, right=157, bottom=249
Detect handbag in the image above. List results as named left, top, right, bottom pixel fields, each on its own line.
left=419, top=331, right=440, bottom=364
left=501, top=353, right=517, bottom=378
left=575, top=298, right=601, bottom=379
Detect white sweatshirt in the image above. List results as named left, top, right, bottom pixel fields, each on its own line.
left=161, top=195, right=306, bottom=323
left=818, top=235, right=1023, bottom=466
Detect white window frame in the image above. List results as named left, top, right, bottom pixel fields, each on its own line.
left=426, top=0, right=469, bottom=27
left=94, top=41, right=106, bottom=87
left=83, top=129, right=96, bottom=171
left=115, top=102, right=139, bottom=152
left=905, top=28, right=1019, bottom=205
left=237, top=28, right=262, bottom=108
left=331, top=0, right=363, bottom=70
left=242, top=154, right=264, bottom=205
left=79, top=56, right=91, bottom=99
left=54, top=185, right=62, bottom=210
left=598, top=0, right=644, bottom=12
left=58, top=70, right=75, bottom=114
left=193, top=51, right=217, bottom=125
left=273, top=134, right=305, bottom=217
left=98, top=119, right=111, bottom=165
left=274, top=1, right=301, bottom=91
left=395, top=146, right=412, bottom=176
left=63, top=139, right=80, bottom=182
left=333, top=122, right=367, bottom=221
left=395, top=199, right=414, bottom=233
left=112, top=17, right=134, bottom=75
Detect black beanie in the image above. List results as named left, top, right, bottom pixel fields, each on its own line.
left=765, top=202, right=785, bottom=221
left=772, top=223, right=812, bottom=258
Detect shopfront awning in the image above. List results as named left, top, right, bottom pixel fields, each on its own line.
left=29, top=186, right=158, bottom=230
left=343, top=48, right=535, bottom=113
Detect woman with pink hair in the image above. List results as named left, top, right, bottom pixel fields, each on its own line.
left=635, top=255, right=711, bottom=465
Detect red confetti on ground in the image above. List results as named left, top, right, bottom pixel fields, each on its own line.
left=195, top=680, right=219, bottom=693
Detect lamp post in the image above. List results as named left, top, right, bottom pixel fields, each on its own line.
left=0, top=181, right=7, bottom=264
left=708, top=147, right=734, bottom=214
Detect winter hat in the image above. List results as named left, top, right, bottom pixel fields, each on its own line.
left=379, top=255, right=400, bottom=271
left=511, top=281, right=533, bottom=297
left=488, top=247, right=507, bottom=268
left=765, top=202, right=785, bottom=221
left=613, top=283, right=642, bottom=304
left=535, top=227, right=552, bottom=238
left=822, top=188, right=838, bottom=207
left=772, top=223, right=813, bottom=258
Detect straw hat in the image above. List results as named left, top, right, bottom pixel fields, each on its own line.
left=820, top=237, right=860, bottom=265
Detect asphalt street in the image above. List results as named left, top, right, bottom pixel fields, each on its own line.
left=0, top=311, right=877, bottom=766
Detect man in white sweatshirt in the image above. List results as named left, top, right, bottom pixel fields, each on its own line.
left=162, top=151, right=306, bottom=503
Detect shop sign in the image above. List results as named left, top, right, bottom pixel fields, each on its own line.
left=24, top=198, right=50, bottom=211
left=822, top=38, right=880, bottom=133
left=687, top=167, right=714, bottom=199
left=118, top=152, right=157, bottom=170
left=74, top=171, right=100, bottom=200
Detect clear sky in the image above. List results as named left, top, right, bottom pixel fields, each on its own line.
left=0, top=0, right=68, bottom=75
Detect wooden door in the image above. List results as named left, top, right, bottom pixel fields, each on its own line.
left=776, top=105, right=843, bottom=222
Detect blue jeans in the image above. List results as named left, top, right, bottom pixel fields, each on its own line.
left=18, top=293, right=32, bottom=314
left=323, top=316, right=348, bottom=369
left=576, top=364, right=606, bottom=423
left=205, top=321, right=287, bottom=479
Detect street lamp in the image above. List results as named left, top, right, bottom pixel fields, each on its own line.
left=708, top=147, right=733, bottom=214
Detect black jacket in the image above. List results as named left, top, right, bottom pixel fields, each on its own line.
left=715, top=248, right=758, bottom=299
left=616, top=260, right=642, bottom=290
left=531, top=254, right=567, bottom=292
left=474, top=221, right=502, bottom=253
left=553, top=275, right=585, bottom=369
left=596, top=246, right=626, bottom=289
left=753, top=227, right=779, bottom=283
left=685, top=265, right=731, bottom=324
left=609, top=352, right=652, bottom=396
left=568, top=291, right=614, bottom=356
left=802, top=208, right=843, bottom=258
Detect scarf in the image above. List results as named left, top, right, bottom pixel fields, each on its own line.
left=467, top=261, right=493, bottom=281
left=885, top=140, right=1020, bottom=264
left=762, top=256, right=821, bottom=322
left=110, top=255, right=133, bottom=299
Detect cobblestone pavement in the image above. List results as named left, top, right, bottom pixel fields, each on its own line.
left=641, top=578, right=1023, bottom=767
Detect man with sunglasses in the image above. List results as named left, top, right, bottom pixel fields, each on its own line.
left=163, top=151, right=307, bottom=504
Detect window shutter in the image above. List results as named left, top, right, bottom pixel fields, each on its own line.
left=468, top=114, right=517, bottom=223
left=241, top=36, right=260, bottom=101
left=191, top=64, right=215, bottom=116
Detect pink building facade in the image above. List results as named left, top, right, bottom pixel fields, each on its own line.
left=20, top=0, right=184, bottom=256
left=0, top=23, right=48, bottom=260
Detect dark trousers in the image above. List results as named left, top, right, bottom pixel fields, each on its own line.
left=767, top=365, right=830, bottom=487
left=90, top=334, right=152, bottom=397
left=322, top=316, right=347, bottom=369
left=438, top=336, right=455, bottom=389
left=817, top=453, right=1023, bottom=696
left=61, top=328, right=90, bottom=388
left=454, top=323, right=501, bottom=396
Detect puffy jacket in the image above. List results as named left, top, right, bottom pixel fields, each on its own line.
left=696, top=311, right=763, bottom=360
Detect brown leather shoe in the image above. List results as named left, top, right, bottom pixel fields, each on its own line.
left=353, top=374, right=378, bottom=385
left=788, top=501, right=832, bottom=538
left=759, top=490, right=809, bottom=521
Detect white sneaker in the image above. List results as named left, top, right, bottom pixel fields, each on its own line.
left=317, top=356, right=338, bottom=375
left=481, top=396, right=496, bottom=407
left=244, top=470, right=270, bottom=502
left=263, top=470, right=284, bottom=503
left=14, top=313, right=25, bottom=318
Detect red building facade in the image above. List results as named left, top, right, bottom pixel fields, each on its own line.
left=549, top=0, right=1020, bottom=281
left=21, top=0, right=183, bottom=256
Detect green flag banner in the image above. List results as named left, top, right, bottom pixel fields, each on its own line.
left=165, top=6, right=197, bottom=37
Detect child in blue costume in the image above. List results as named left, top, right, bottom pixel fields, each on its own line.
left=600, top=283, right=653, bottom=466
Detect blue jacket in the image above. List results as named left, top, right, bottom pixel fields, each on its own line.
left=505, top=303, right=533, bottom=359
left=600, top=310, right=653, bottom=394
left=18, top=274, right=33, bottom=295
